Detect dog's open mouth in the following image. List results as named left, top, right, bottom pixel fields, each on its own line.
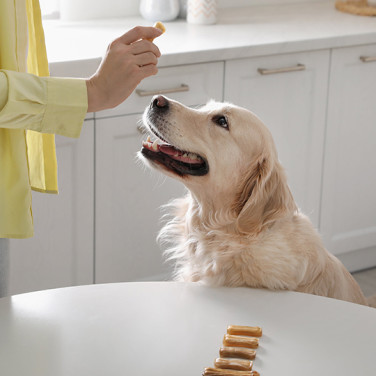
left=141, top=136, right=209, bottom=177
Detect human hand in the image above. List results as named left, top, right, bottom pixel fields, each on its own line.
left=86, top=26, right=163, bottom=112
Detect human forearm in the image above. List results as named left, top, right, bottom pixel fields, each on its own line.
left=0, top=70, right=87, bottom=137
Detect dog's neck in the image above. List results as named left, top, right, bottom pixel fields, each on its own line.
left=186, top=190, right=240, bottom=233
left=183, top=161, right=297, bottom=237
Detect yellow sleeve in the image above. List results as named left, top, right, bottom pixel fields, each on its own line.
left=0, top=72, right=7, bottom=111
left=0, top=69, right=88, bottom=138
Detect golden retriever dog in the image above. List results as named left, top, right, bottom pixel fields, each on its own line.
left=139, top=95, right=367, bottom=306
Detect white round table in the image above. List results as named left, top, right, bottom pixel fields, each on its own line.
left=0, top=282, right=375, bottom=376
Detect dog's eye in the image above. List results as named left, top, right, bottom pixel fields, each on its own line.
left=213, top=115, right=229, bottom=130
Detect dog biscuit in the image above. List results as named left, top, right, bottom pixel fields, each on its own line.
left=223, top=334, right=259, bottom=349
left=214, top=358, right=253, bottom=371
left=227, top=325, right=262, bottom=338
left=203, top=367, right=257, bottom=376
left=147, top=21, right=166, bottom=42
left=219, top=347, right=256, bottom=360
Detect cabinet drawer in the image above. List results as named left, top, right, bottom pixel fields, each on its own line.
left=97, top=61, right=224, bottom=118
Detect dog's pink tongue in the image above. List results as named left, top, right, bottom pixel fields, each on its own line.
left=159, top=144, right=202, bottom=164
left=159, top=144, right=178, bottom=156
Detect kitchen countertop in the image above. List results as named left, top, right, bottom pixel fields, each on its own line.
left=44, top=2, right=376, bottom=77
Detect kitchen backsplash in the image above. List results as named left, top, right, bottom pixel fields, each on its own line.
left=59, top=0, right=332, bottom=21
left=219, top=0, right=330, bottom=7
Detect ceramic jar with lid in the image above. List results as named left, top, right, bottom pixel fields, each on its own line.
left=140, top=0, right=180, bottom=22
left=187, top=0, right=217, bottom=24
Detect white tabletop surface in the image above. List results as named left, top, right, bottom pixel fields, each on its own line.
left=0, top=282, right=375, bottom=376
left=43, top=2, right=376, bottom=77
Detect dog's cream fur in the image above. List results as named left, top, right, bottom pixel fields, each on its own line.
left=141, top=98, right=367, bottom=306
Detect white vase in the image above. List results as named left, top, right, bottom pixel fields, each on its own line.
left=140, top=0, right=180, bottom=22
left=187, top=0, right=217, bottom=25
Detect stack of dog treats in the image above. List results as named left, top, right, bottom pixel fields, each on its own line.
left=202, top=325, right=262, bottom=376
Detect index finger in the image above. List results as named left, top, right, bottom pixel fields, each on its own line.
left=118, top=26, right=163, bottom=45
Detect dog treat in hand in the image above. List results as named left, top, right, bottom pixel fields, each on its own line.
left=153, top=21, right=166, bottom=33
left=227, top=325, right=262, bottom=338
left=203, top=367, right=256, bottom=376
left=147, top=21, right=166, bottom=42
left=214, top=358, right=253, bottom=371
left=219, top=347, right=256, bottom=360
left=223, top=334, right=259, bottom=349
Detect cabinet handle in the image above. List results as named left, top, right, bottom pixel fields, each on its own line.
left=136, top=84, right=190, bottom=97
left=360, top=56, right=376, bottom=63
left=257, top=63, right=306, bottom=75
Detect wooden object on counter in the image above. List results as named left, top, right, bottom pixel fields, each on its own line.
left=335, top=0, right=376, bottom=16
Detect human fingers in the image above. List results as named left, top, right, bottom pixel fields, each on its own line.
left=139, top=63, right=159, bottom=78
left=134, top=52, right=158, bottom=67
left=130, top=39, right=161, bottom=58
left=118, top=26, right=162, bottom=45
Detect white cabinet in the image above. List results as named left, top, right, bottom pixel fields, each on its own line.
left=95, top=61, right=225, bottom=283
left=225, top=50, right=330, bottom=227
left=8, top=121, right=94, bottom=295
left=95, top=115, right=186, bottom=282
left=320, top=44, right=376, bottom=270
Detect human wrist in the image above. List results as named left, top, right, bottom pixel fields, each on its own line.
left=86, top=77, right=108, bottom=113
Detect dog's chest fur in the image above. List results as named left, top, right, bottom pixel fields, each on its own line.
left=160, top=196, right=316, bottom=291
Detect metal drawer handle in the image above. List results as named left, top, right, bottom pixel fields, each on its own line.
left=360, top=56, right=376, bottom=63
left=136, top=84, right=190, bottom=97
left=258, top=63, right=306, bottom=75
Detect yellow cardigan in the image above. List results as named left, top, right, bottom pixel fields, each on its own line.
left=0, top=0, right=88, bottom=238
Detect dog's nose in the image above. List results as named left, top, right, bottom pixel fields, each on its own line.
left=152, top=95, right=169, bottom=110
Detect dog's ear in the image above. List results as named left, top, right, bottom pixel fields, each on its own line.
left=234, top=156, right=296, bottom=234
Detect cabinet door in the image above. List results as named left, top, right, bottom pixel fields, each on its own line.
left=225, top=50, right=330, bottom=227
left=95, top=115, right=185, bottom=283
left=8, top=121, right=95, bottom=295
left=320, top=44, right=376, bottom=259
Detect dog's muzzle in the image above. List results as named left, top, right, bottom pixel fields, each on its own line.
left=140, top=96, right=209, bottom=177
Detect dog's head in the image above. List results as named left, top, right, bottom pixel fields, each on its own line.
left=139, top=96, right=296, bottom=234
